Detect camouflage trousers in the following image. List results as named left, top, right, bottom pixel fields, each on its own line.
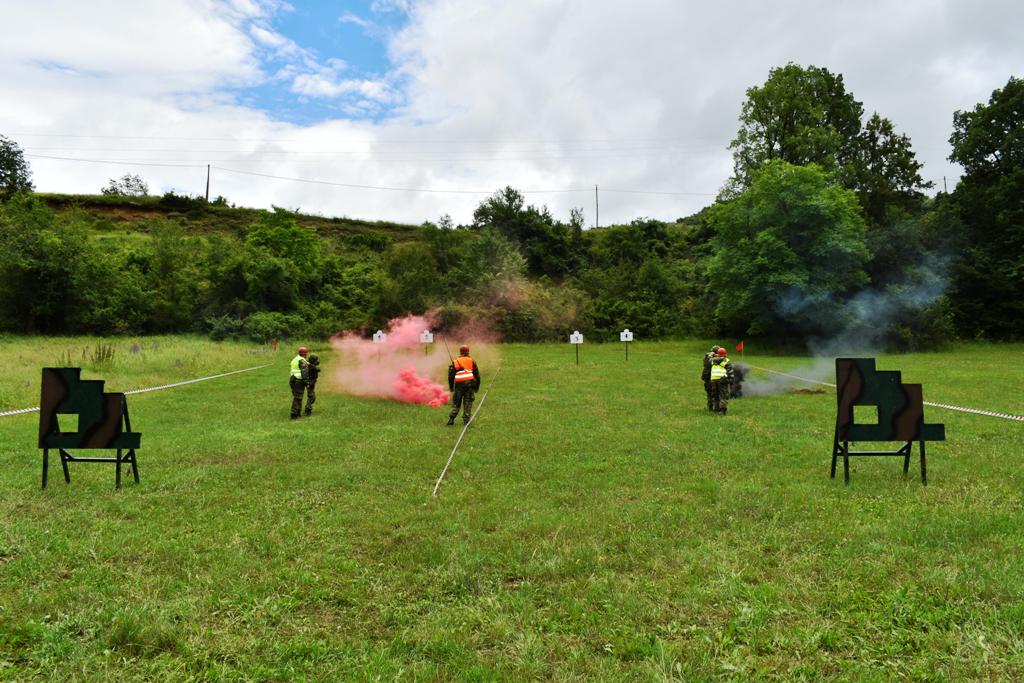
left=450, top=383, right=477, bottom=424
left=709, top=379, right=730, bottom=414
left=704, top=380, right=714, bottom=410
left=290, top=377, right=307, bottom=418
left=305, top=382, right=317, bottom=415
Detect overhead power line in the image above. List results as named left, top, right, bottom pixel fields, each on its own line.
left=25, top=153, right=206, bottom=169
left=24, top=152, right=719, bottom=197
left=212, top=166, right=590, bottom=194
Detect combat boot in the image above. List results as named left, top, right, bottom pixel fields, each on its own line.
left=446, top=416, right=455, bottom=426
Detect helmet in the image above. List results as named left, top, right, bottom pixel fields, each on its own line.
left=716, top=348, right=727, bottom=356
left=459, top=345, right=470, bottom=354
left=298, top=347, right=308, bottom=356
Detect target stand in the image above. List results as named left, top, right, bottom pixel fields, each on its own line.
left=39, top=368, right=142, bottom=489
left=831, top=358, right=944, bottom=485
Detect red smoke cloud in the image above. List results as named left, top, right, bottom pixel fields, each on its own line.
left=395, top=368, right=449, bottom=407
left=330, top=312, right=500, bottom=407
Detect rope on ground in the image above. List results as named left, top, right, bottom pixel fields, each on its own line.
left=432, top=366, right=502, bottom=497
left=0, top=364, right=272, bottom=419
left=748, top=363, right=1023, bottom=422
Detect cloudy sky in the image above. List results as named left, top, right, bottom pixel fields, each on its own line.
left=1, top=0, right=1021, bottom=225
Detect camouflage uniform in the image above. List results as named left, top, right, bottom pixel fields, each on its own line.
left=708, top=356, right=734, bottom=415
left=304, top=355, right=320, bottom=416
left=701, top=349, right=719, bottom=411
left=290, top=356, right=310, bottom=419
left=448, top=354, right=482, bottom=426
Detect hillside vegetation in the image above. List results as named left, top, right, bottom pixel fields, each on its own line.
left=2, top=67, right=1021, bottom=346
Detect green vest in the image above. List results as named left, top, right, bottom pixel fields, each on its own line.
left=290, top=355, right=306, bottom=379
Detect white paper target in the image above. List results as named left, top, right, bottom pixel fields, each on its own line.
left=569, top=331, right=584, bottom=344
left=620, top=329, right=634, bottom=342
left=372, top=330, right=387, bottom=343
left=420, top=330, right=434, bottom=344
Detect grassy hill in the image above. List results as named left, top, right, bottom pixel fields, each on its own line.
left=36, top=192, right=425, bottom=243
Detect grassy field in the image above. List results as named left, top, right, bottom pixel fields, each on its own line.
left=1, top=338, right=1023, bottom=681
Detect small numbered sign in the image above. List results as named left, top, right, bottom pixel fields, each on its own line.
left=569, top=331, right=584, bottom=344
left=620, top=328, right=634, bottom=342
left=372, top=330, right=387, bottom=343
left=420, top=330, right=434, bottom=344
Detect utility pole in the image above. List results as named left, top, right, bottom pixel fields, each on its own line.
left=594, top=184, right=599, bottom=229
left=205, top=164, right=210, bottom=201
left=943, top=176, right=947, bottom=194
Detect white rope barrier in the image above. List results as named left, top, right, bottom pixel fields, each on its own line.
left=432, top=366, right=502, bottom=497
left=748, top=364, right=1024, bottom=422
left=0, top=364, right=272, bottom=419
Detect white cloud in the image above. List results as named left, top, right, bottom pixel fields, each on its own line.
left=1, top=0, right=1022, bottom=226
left=339, top=12, right=373, bottom=29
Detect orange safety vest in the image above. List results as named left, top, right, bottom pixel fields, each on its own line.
left=453, top=356, right=475, bottom=383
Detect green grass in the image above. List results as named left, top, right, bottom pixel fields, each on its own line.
left=1, top=339, right=1023, bottom=680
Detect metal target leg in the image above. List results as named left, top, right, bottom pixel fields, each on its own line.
left=130, top=449, right=139, bottom=483
left=60, top=449, right=71, bottom=483
left=903, top=442, right=912, bottom=475
left=42, top=449, right=49, bottom=490
left=116, top=449, right=122, bottom=489
left=920, top=440, right=927, bottom=485
left=830, top=436, right=838, bottom=479
left=843, top=441, right=850, bottom=485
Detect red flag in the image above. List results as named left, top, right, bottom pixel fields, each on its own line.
left=273, top=338, right=278, bottom=352
left=736, top=341, right=744, bottom=351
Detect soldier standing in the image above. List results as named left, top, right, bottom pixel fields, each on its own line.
left=701, top=345, right=722, bottom=411
left=304, top=354, right=321, bottom=416
left=708, top=347, right=734, bottom=415
left=447, top=345, right=481, bottom=426
left=289, top=346, right=310, bottom=420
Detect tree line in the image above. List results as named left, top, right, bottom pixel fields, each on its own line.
left=0, top=65, right=1021, bottom=345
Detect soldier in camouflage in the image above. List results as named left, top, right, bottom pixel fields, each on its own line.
left=447, top=345, right=481, bottom=426
left=304, top=354, right=321, bottom=416
left=701, top=345, right=722, bottom=411
left=708, top=348, right=734, bottom=415
left=289, top=347, right=310, bottom=420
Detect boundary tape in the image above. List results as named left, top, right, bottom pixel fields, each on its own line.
left=749, top=364, right=1024, bottom=422
left=0, top=364, right=272, bottom=419
left=432, top=366, right=502, bottom=497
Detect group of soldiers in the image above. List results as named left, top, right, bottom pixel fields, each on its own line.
left=701, top=345, right=745, bottom=415
left=287, top=344, right=481, bottom=426
left=290, top=342, right=738, bottom=421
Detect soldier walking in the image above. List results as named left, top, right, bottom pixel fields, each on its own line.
left=447, top=345, right=481, bottom=426
left=304, top=354, right=321, bottom=416
left=708, top=347, right=734, bottom=415
left=290, top=346, right=310, bottom=420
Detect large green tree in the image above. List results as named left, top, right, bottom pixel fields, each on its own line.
left=947, top=76, right=1024, bottom=338
left=728, top=66, right=931, bottom=227
left=728, top=64, right=864, bottom=189
left=851, top=113, right=932, bottom=225
left=0, top=135, right=34, bottom=200
left=708, top=160, right=869, bottom=336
